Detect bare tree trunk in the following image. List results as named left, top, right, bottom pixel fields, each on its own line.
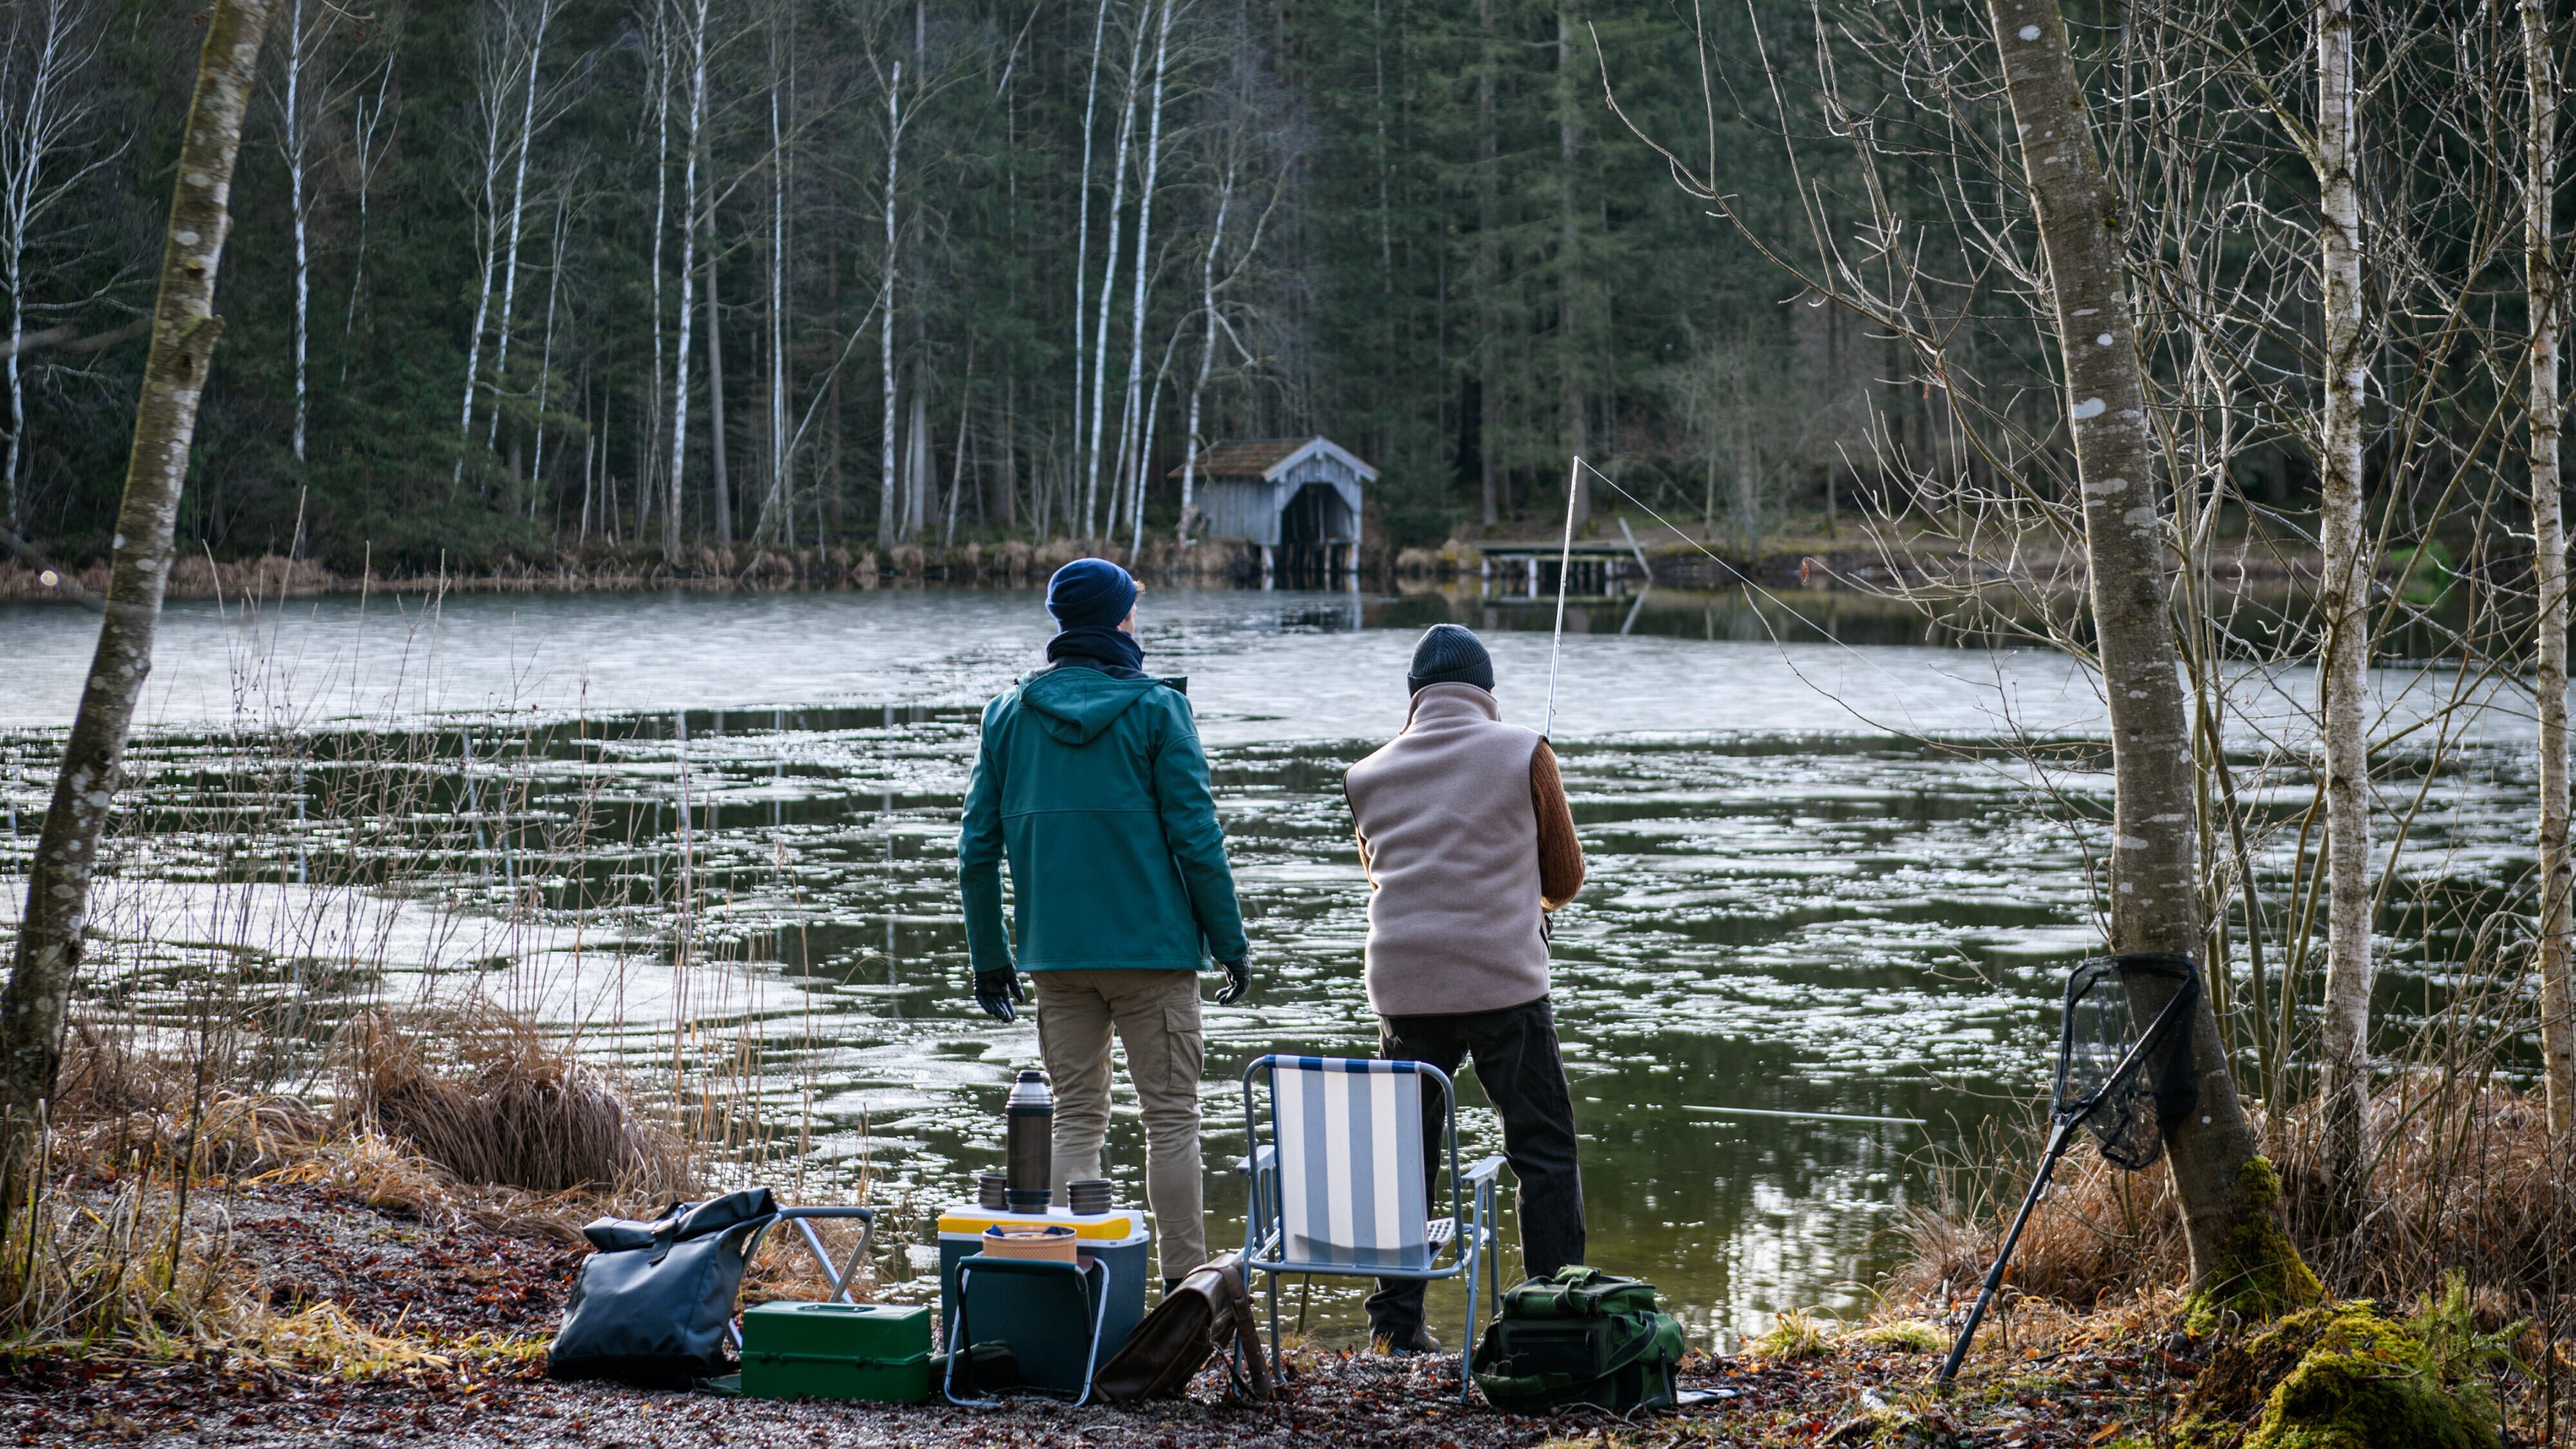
left=706, top=204, right=731, bottom=549
left=1180, top=166, right=1233, bottom=544
left=486, top=0, right=557, bottom=454
left=529, top=184, right=568, bottom=520
left=1113, top=0, right=1171, bottom=542
left=2529, top=0, right=2575, bottom=1136
left=878, top=60, right=900, bottom=545
left=1, top=0, right=114, bottom=535
left=1086, top=12, right=1146, bottom=540
left=1071, top=0, right=1110, bottom=534
left=644, top=0, right=672, bottom=545
left=759, top=37, right=789, bottom=549
left=667, top=0, right=708, bottom=557
left=453, top=15, right=512, bottom=490
left=0, top=0, right=275, bottom=1247
left=1982, top=0, right=2316, bottom=1309
left=270, top=0, right=318, bottom=463
left=340, top=46, right=395, bottom=381
left=2313, top=0, right=2375, bottom=1205
left=943, top=355, right=971, bottom=547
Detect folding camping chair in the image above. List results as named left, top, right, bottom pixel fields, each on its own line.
left=1237, top=1056, right=1505, bottom=1403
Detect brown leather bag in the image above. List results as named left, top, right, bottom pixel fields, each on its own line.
left=1092, top=1250, right=1274, bottom=1403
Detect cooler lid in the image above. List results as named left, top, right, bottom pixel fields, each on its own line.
left=937, top=1203, right=1144, bottom=1242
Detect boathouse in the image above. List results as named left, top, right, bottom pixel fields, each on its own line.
left=1175, top=437, right=1377, bottom=585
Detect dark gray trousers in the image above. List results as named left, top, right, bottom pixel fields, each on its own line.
left=1363, top=996, right=1587, bottom=1340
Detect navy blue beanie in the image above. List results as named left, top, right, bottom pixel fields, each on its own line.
left=1046, top=558, right=1139, bottom=630
left=1408, top=623, right=1495, bottom=694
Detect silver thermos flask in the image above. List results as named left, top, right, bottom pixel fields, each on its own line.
left=1005, top=1069, right=1054, bottom=1213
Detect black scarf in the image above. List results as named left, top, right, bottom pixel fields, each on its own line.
left=1046, top=625, right=1147, bottom=677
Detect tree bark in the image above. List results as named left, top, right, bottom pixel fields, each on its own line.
left=2528, top=0, right=2575, bottom=1137
left=0, top=0, right=276, bottom=1245
left=2313, top=0, right=2375, bottom=1204
left=1980, top=0, right=2312, bottom=1308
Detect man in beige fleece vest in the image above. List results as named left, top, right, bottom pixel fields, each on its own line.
left=1342, top=623, right=1586, bottom=1354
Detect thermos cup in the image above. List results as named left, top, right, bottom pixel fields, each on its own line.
left=1005, top=1069, right=1054, bottom=1212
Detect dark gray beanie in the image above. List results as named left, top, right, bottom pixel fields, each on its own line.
left=1407, top=623, right=1495, bottom=695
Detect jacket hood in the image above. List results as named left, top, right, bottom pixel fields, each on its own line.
left=1020, top=665, right=1162, bottom=744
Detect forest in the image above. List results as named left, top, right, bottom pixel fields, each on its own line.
left=0, top=0, right=1908, bottom=573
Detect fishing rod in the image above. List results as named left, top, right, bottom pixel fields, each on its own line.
left=1542, top=456, right=1582, bottom=740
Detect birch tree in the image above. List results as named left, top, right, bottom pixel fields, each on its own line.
left=2526, top=0, right=2574, bottom=1135
left=1070, top=0, right=1110, bottom=540
left=1176, top=44, right=1289, bottom=544
left=263, top=0, right=334, bottom=463
left=454, top=5, right=526, bottom=489
left=1976, top=0, right=2314, bottom=1305
left=1605, top=0, right=2322, bottom=1306
left=1112, top=0, right=1174, bottom=540
left=0, top=0, right=116, bottom=533
left=667, top=0, right=711, bottom=556
left=877, top=57, right=902, bottom=544
left=339, top=45, right=397, bottom=377
left=1084, top=7, right=1148, bottom=538
left=0, top=0, right=277, bottom=1247
left=485, top=0, right=567, bottom=460
left=2311, top=0, right=2376, bottom=1208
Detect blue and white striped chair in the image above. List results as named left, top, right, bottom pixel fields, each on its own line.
left=1237, top=1056, right=1504, bottom=1401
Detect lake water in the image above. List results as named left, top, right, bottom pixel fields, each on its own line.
left=0, top=584, right=2548, bottom=1347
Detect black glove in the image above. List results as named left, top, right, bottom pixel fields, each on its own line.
left=1216, top=955, right=1251, bottom=1007
left=973, top=966, right=1025, bottom=1023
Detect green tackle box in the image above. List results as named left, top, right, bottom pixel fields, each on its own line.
left=739, top=1300, right=933, bottom=1403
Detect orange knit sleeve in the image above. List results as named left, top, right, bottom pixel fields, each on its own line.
left=1531, top=741, right=1585, bottom=911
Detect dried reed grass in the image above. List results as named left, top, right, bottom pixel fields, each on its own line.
left=1893, top=1081, right=2572, bottom=1323
left=346, top=1001, right=688, bottom=1198
left=1, top=1158, right=251, bottom=1352
left=50, top=1023, right=328, bottom=1180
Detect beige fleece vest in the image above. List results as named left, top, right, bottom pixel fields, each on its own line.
left=1343, top=683, right=1549, bottom=1017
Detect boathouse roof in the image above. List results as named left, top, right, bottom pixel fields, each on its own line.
left=1174, top=436, right=1381, bottom=484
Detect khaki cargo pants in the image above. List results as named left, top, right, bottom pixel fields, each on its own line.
left=1032, top=967, right=1206, bottom=1281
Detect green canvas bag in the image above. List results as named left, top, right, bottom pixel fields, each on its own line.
left=1470, top=1267, right=1687, bottom=1414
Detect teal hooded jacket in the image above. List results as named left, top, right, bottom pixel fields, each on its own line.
left=958, top=664, right=1249, bottom=972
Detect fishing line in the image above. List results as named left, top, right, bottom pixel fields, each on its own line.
left=1683, top=1104, right=1925, bottom=1127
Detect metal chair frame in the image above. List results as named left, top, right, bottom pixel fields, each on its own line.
left=1236, top=1055, right=1505, bottom=1403
left=723, top=1204, right=876, bottom=1349
left=942, top=1254, right=1113, bottom=1407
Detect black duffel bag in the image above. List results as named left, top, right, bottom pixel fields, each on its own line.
left=548, top=1188, right=781, bottom=1385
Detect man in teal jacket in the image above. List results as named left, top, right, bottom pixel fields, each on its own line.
left=958, top=558, right=1249, bottom=1285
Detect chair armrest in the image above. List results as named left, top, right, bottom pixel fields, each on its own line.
left=1464, top=1155, right=1508, bottom=1186
left=776, top=1206, right=876, bottom=1223
left=1236, top=1145, right=1277, bottom=1177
